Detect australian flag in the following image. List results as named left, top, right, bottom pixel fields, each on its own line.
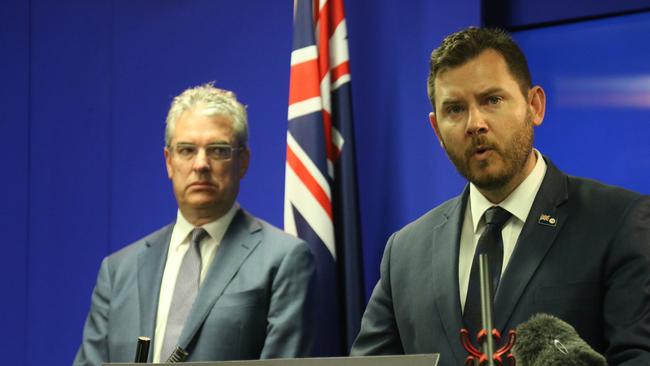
left=284, top=0, right=365, bottom=356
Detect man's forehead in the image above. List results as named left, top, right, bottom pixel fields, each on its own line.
left=179, top=107, right=233, bottom=122
left=434, top=52, right=517, bottom=98
left=176, top=110, right=234, bottom=127
left=434, top=76, right=493, bottom=103
left=438, top=50, right=507, bottom=77
left=172, top=112, right=236, bottom=141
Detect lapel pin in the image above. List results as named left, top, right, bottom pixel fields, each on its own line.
left=538, top=214, right=557, bottom=227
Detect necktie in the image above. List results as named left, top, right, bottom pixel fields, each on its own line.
left=160, top=228, right=208, bottom=360
left=463, top=206, right=512, bottom=339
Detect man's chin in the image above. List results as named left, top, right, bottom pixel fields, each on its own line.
left=465, top=165, right=510, bottom=190
left=185, top=194, right=219, bottom=208
left=471, top=175, right=510, bottom=190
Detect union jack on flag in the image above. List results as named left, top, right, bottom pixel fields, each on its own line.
left=284, top=0, right=364, bottom=356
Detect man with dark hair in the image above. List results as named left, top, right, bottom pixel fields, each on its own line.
left=427, top=27, right=532, bottom=102
left=351, top=27, right=650, bottom=365
left=74, top=83, right=315, bottom=365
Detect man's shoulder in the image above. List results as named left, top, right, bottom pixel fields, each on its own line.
left=568, top=174, right=641, bottom=197
left=544, top=157, right=646, bottom=211
left=108, top=223, right=174, bottom=262
left=403, top=194, right=464, bottom=232
left=390, top=193, right=465, bottom=242
left=235, top=210, right=314, bottom=271
left=566, top=174, right=646, bottom=212
left=239, top=210, right=307, bottom=249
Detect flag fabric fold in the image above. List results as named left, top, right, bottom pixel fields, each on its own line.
left=285, top=0, right=364, bottom=356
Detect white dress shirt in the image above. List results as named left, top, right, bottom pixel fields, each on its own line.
left=152, top=203, right=239, bottom=362
left=459, top=150, right=547, bottom=312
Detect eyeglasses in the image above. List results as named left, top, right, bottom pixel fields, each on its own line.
left=170, top=143, right=246, bottom=161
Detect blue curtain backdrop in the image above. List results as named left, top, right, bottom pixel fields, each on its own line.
left=2, top=1, right=649, bottom=365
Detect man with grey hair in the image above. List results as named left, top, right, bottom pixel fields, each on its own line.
left=74, top=83, right=315, bottom=365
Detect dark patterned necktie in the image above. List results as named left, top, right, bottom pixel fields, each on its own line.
left=160, top=228, right=208, bottom=360
left=463, top=206, right=512, bottom=339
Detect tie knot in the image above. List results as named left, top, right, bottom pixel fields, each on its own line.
left=191, top=228, right=208, bottom=246
left=484, top=206, right=512, bottom=229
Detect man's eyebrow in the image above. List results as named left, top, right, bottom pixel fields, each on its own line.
left=174, top=140, right=231, bottom=146
left=207, top=140, right=231, bottom=145
left=439, top=99, right=462, bottom=109
left=477, top=87, right=506, bottom=98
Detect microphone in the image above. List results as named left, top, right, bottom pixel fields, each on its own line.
left=460, top=254, right=515, bottom=365
left=166, top=346, right=190, bottom=363
left=134, top=336, right=151, bottom=363
left=512, top=313, right=606, bottom=366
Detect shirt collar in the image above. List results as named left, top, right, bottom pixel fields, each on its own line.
left=469, top=149, right=547, bottom=233
left=171, top=202, right=240, bottom=249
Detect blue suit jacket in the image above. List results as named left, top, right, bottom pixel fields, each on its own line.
left=351, top=158, right=650, bottom=365
left=74, top=209, right=315, bottom=365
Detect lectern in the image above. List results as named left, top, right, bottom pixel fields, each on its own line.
left=104, top=354, right=439, bottom=366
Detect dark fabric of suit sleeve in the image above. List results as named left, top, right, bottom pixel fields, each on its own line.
left=350, top=232, right=405, bottom=355
left=603, top=196, right=650, bottom=365
left=260, top=240, right=316, bottom=358
left=72, top=257, right=112, bottom=366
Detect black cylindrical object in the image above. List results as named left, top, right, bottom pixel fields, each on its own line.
left=134, top=336, right=151, bottom=363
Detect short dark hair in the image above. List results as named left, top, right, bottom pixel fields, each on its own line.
left=427, top=27, right=532, bottom=108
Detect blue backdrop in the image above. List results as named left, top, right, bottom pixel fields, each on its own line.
left=1, top=1, right=648, bottom=365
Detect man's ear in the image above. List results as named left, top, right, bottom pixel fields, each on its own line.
left=429, top=112, right=445, bottom=149
left=164, top=147, right=173, bottom=179
left=528, top=86, right=546, bottom=127
left=238, top=148, right=250, bottom=179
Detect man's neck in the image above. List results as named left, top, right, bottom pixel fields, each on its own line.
left=181, top=207, right=228, bottom=227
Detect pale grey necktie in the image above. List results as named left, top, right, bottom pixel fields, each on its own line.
left=160, top=228, right=208, bottom=360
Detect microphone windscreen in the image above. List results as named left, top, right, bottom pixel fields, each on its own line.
left=512, top=313, right=606, bottom=366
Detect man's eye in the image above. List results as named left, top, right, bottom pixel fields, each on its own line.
left=207, top=146, right=231, bottom=158
left=177, top=146, right=196, bottom=156
left=487, top=96, right=502, bottom=105
left=447, top=105, right=464, bottom=114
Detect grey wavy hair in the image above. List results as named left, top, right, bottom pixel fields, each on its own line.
left=165, top=82, right=248, bottom=147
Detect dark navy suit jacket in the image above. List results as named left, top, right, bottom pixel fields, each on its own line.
left=352, top=158, right=650, bottom=366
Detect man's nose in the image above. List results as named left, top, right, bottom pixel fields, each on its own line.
left=192, top=149, right=210, bottom=171
left=465, top=105, right=489, bottom=136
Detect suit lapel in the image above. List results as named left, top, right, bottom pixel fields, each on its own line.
left=431, top=189, right=468, bottom=365
left=138, top=224, right=174, bottom=338
left=177, top=209, right=262, bottom=350
left=494, top=159, right=569, bottom=333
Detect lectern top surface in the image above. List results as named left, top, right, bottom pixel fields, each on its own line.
left=103, top=353, right=439, bottom=366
